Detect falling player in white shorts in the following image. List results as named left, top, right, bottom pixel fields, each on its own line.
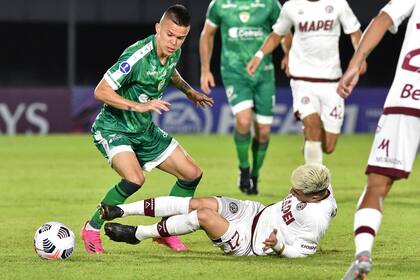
left=247, top=0, right=366, bottom=164
left=337, top=0, right=420, bottom=278
left=100, top=164, right=337, bottom=257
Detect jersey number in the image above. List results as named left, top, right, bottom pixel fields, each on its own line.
left=329, top=106, right=343, bottom=120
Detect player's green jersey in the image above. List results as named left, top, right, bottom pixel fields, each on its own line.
left=206, top=0, right=281, bottom=79
left=92, top=34, right=181, bottom=134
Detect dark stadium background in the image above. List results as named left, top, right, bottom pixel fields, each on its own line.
left=0, top=0, right=403, bottom=87
left=0, top=0, right=405, bottom=134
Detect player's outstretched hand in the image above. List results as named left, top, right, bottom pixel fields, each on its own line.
left=133, top=99, right=171, bottom=114
left=200, top=71, right=215, bottom=94
left=337, top=65, right=360, bottom=99
left=262, top=229, right=279, bottom=251
left=246, top=57, right=261, bottom=77
left=187, top=90, right=215, bottom=108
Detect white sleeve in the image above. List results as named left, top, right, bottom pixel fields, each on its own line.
left=272, top=4, right=293, bottom=36
left=381, top=0, right=416, bottom=34
left=338, top=0, right=361, bottom=34
left=280, top=238, right=318, bottom=258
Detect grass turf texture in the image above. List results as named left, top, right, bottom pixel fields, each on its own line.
left=1, top=134, right=419, bottom=280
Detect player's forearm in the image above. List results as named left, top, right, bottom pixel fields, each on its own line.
left=199, top=31, right=215, bottom=73
left=350, top=30, right=362, bottom=51
left=281, top=32, right=292, bottom=54
left=259, top=32, right=283, bottom=56
left=94, top=79, right=139, bottom=111
left=171, top=69, right=194, bottom=96
left=349, top=12, right=393, bottom=69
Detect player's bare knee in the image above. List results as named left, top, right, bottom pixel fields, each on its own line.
left=189, top=198, right=202, bottom=212
left=197, top=208, right=217, bottom=226
left=256, top=127, right=271, bottom=143
left=124, top=174, right=145, bottom=186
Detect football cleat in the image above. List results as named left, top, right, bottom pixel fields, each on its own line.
left=104, top=222, right=140, bottom=245
left=342, top=251, right=372, bottom=280
left=98, top=203, right=124, bottom=221
left=238, top=167, right=252, bottom=193
left=246, top=176, right=259, bottom=195
left=81, top=221, right=104, bottom=254
left=153, top=236, right=189, bottom=251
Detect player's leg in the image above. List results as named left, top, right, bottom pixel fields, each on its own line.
left=99, top=196, right=218, bottom=220
left=223, top=77, right=254, bottom=193
left=302, top=113, right=323, bottom=164
left=249, top=75, right=275, bottom=194
left=319, top=82, right=344, bottom=154
left=104, top=208, right=228, bottom=244
left=82, top=131, right=143, bottom=254
left=290, top=79, right=323, bottom=164
left=343, top=114, right=420, bottom=279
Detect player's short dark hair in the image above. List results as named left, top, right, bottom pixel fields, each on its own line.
left=164, top=4, right=191, bottom=27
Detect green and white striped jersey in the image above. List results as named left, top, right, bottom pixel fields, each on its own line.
left=206, top=0, right=281, bottom=79
left=93, top=34, right=181, bottom=133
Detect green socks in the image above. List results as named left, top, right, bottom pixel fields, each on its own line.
left=251, top=138, right=269, bottom=178
left=89, top=179, right=141, bottom=229
left=234, top=130, right=251, bottom=169
left=169, top=173, right=202, bottom=197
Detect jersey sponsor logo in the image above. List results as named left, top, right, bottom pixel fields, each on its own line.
left=119, top=62, right=131, bottom=74
left=281, top=194, right=295, bottom=225
left=239, top=11, right=250, bottom=23
left=400, top=84, right=420, bottom=101
left=298, top=20, right=334, bottom=32
left=301, top=244, right=317, bottom=251
left=153, top=90, right=213, bottom=133
left=325, top=5, right=334, bottom=14
left=228, top=27, right=264, bottom=40
left=296, top=202, right=307, bottom=211
left=229, top=202, right=239, bottom=214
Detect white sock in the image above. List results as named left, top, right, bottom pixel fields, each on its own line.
left=118, top=196, right=191, bottom=217
left=304, top=141, right=323, bottom=164
left=354, top=208, right=382, bottom=256
left=135, top=210, right=199, bottom=241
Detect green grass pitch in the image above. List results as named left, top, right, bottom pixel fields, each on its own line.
left=1, top=134, right=419, bottom=279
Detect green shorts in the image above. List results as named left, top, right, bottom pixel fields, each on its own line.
left=92, top=123, right=177, bottom=172
left=222, top=68, right=275, bottom=124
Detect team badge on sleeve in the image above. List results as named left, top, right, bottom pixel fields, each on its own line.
left=296, top=202, right=307, bottom=211
left=229, top=202, right=239, bottom=214
left=119, top=62, right=131, bottom=74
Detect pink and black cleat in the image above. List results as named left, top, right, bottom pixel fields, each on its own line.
left=153, top=236, right=189, bottom=252
left=81, top=221, right=104, bottom=254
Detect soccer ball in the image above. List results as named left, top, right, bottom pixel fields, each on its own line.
left=34, top=221, right=76, bottom=260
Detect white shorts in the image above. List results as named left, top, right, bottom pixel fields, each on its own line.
left=366, top=114, right=420, bottom=179
left=290, top=79, right=344, bottom=134
left=212, top=197, right=265, bottom=256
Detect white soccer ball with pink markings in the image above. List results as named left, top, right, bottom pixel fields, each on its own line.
left=34, top=221, right=75, bottom=260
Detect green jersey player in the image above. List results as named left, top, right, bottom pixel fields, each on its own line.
left=81, top=4, right=214, bottom=254
left=200, top=0, right=287, bottom=195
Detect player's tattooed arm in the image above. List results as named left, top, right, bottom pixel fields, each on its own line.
left=170, top=69, right=214, bottom=108
left=170, top=69, right=194, bottom=96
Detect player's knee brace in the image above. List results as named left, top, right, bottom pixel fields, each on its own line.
left=178, top=173, right=203, bottom=191
left=117, top=179, right=142, bottom=198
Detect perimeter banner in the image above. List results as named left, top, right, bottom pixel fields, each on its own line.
left=72, top=86, right=387, bottom=134
left=0, top=87, right=70, bottom=134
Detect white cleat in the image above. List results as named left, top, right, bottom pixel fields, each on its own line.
left=342, top=251, right=372, bottom=280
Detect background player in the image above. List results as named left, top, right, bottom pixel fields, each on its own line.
left=247, top=0, right=366, bottom=164
left=81, top=4, right=214, bottom=254
left=338, top=0, right=420, bottom=279
left=200, top=0, right=286, bottom=195
left=100, top=163, right=337, bottom=258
